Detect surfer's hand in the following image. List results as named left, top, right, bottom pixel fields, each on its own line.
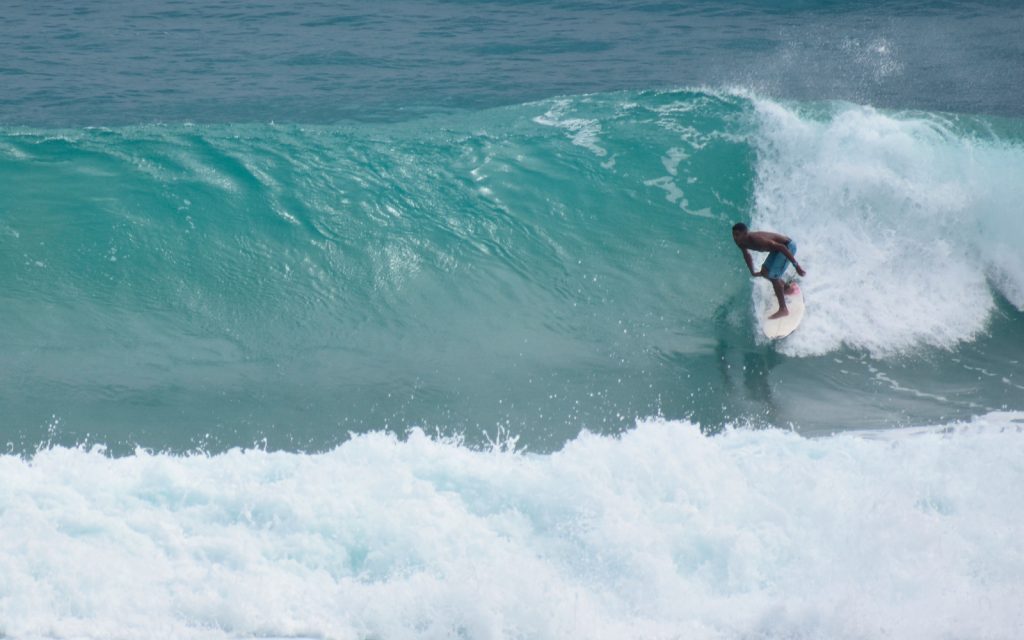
left=796, top=266, right=806, bottom=277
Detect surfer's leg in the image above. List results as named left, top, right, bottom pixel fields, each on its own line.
left=768, top=278, right=789, bottom=319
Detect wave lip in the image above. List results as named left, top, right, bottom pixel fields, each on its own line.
left=2, top=414, right=1023, bottom=639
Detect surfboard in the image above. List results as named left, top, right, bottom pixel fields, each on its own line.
left=761, top=282, right=805, bottom=339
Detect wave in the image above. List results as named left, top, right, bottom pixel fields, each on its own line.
left=2, top=414, right=1023, bottom=639
left=4, top=91, right=1021, bottom=354
left=2, top=89, right=1023, bottom=449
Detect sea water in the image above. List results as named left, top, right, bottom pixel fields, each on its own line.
left=2, top=2, right=1024, bottom=638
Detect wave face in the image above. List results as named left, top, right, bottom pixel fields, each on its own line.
left=2, top=415, right=1023, bottom=639
left=3, top=90, right=1024, bottom=452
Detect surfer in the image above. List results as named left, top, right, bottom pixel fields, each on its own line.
left=732, top=222, right=806, bottom=319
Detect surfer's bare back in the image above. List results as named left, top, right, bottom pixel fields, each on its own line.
left=732, top=222, right=806, bottom=319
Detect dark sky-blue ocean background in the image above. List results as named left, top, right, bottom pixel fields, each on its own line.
left=4, top=0, right=1023, bottom=126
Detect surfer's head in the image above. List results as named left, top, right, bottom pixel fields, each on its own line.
left=731, top=222, right=748, bottom=242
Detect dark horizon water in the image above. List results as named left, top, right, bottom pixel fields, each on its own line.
left=3, top=0, right=1024, bottom=127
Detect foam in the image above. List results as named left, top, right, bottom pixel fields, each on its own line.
left=533, top=99, right=609, bottom=158
left=750, top=99, right=1024, bottom=356
left=2, top=414, right=1023, bottom=639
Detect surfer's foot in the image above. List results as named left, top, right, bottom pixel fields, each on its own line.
left=768, top=308, right=790, bottom=319
left=783, top=283, right=796, bottom=294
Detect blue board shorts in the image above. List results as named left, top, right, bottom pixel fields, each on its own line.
left=762, top=241, right=797, bottom=280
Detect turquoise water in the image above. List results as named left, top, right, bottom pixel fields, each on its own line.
left=4, top=90, right=1024, bottom=453
left=3, top=2, right=1024, bottom=638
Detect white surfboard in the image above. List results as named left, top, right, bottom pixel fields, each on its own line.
left=761, top=282, right=805, bottom=339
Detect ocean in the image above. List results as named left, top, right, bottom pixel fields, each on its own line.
left=2, top=1, right=1023, bottom=638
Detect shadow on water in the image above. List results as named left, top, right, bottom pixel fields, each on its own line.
left=710, top=292, right=786, bottom=431
left=658, top=289, right=785, bottom=434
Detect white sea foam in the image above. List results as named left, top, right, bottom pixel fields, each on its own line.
left=533, top=99, right=608, bottom=158
left=2, top=413, right=1023, bottom=639
left=751, top=99, right=1024, bottom=356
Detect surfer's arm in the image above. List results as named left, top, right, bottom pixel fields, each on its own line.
left=740, top=248, right=760, bottom=276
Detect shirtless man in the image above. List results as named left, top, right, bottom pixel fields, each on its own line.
left=732, top=222, right=806, bottom=319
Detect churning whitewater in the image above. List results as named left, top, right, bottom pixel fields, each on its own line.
left=3, top=415, right=1024, bottom=639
